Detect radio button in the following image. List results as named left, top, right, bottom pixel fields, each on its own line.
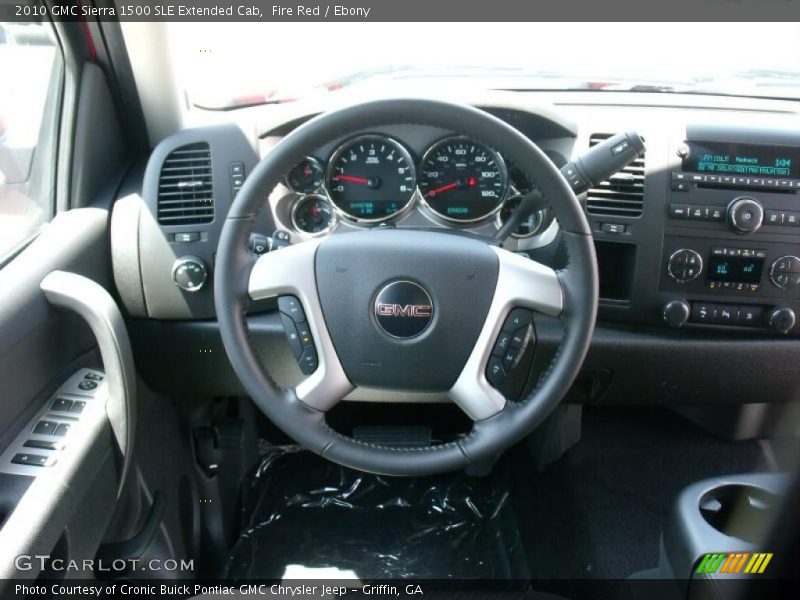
left=765, top=210, right=782, bottom=225
left=669, top=204, right=691, bottom=219
left=786, top=212, right=800, bottom=226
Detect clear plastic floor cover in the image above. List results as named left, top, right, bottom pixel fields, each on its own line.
left=225, top=445, right=529, bottom=580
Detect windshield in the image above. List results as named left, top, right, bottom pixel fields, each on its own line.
left=169, top=22, right=800, bottom=109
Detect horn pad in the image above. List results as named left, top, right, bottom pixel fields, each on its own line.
left=314, top=229, right=498, bottom=391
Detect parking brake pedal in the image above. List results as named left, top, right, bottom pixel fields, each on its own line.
left=352, top=426, right=431, bottom=447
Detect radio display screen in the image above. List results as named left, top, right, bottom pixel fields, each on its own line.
left=684, top=141, right=800, bottom=179
left=707, top=255, right=764, bottom=284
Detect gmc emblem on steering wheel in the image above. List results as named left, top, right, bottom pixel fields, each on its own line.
left=374, top=281, right=434, bottom=338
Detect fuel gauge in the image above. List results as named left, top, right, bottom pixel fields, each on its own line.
left=285, top=157, right=324, bottom=194
left=291, top=194, right=335, bottom=235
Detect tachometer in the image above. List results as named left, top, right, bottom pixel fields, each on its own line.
left=285, top=157, right=324, bottom=194
left=326, top=135, right=417, bottom=222
left=419, top=137, right=508, bottom=222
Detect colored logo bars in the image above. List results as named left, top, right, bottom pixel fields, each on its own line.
left=696, top=552, right=773, bottom=574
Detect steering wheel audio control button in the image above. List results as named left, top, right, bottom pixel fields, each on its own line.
left=278, top=295, right=306, bottom=322
left=278, top=295, right=318, bottom=373
left=299, top=348, right=319, bottom=375
left=280, top=314, right=304, bottom=359
left=296, top=321, right=314, bottom=347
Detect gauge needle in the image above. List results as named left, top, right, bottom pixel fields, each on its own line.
left=426, top=177, right=476, bottom=198
left=426, top=182, right=459, bottom=197
left=333, top=174, right=369, bottom=185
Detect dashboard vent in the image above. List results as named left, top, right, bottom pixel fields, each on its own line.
left=585, top=133, right=645, bottom=218
left=157, top=142, right=214, bottom=225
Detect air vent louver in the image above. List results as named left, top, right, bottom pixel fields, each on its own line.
left=157, top=142, right=214, bottom=225
left=585, top=133, right=645, bottom=218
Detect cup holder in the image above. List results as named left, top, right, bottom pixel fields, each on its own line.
left=698, top=484, right=777, bottom=544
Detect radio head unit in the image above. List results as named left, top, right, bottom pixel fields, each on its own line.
left=682, top=140, right=800, bottom=180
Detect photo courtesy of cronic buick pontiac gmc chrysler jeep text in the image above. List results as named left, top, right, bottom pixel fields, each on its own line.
left=0, top=6, right=798, bottom=600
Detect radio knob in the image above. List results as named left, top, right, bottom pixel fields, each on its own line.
left=171, top=256, right=208, bottom=292
left=767, top=306, right=796, bottom=335
left=727, top=197, right=763, bottom=234
left=667, top=249, right=703, bottom=283
left=663, top=299, right=691, bottom=327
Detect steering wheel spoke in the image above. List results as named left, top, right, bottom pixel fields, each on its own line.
left=449, top=247, right=563, bottom=421
left=249, top=239, right=353, bottom=411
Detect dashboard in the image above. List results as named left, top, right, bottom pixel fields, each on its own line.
left=110, top=91, right=800, bottom=409
left=261, top=121, right=571, bottom=252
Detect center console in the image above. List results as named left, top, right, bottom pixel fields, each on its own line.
left=658, top=127, right=800, bottom=335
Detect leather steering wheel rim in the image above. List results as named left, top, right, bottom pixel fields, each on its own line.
left=215, top=98, right=598, bottom=476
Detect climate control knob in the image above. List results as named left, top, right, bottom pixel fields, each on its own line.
left=663, top=299, right=691, bottom=328
left=667, top=249, right=703, bottom=283
left=727, top=196, right=763, bottom=234
left=171, top=256, right=208, bottom=292
left=767, top=306, right=796, bottom=335
left=769, top=255, right=800, bottom=289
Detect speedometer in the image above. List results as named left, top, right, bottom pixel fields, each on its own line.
left=419, top=137, right=508, bottom=222
left=326, top=135, right=417, bottom=222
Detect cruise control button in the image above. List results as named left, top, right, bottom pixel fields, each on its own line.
left=485, top=357, right=506, bottom=388
left=510, top=326, right=529, bottom=348
left=492, top=331, right=513, bottom=356
left=299, top=347, right=318, bottom=375
left=504, top=308, right=532, bottom=331
left=278, top=296, right=306, bottom=322
left=502, top=347, right=524, bottom=372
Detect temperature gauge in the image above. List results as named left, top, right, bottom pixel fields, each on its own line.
left=497, top=197, right=546, bottom=238
left=285, top=157, right=324, bottom=194
left=291, top=194, right=335, bottom=235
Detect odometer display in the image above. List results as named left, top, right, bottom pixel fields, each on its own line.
left=419, top=137, right=508, bottom=222
left=326, top=135, right=416, bottom=221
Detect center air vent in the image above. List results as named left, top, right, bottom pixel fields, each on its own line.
left=157, top=142, right=214, bottom=225
left=585, top=133, right=645, bottom=218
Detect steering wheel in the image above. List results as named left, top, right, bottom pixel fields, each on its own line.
left=215, top=99, right=598, bottom=476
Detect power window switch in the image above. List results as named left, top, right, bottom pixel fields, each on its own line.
left=23, top=439, right=62, bottom=451
left=51, top=398, right=73, bottom=412
left=70, top=401, right=86, bottom=414
left=33, top=420, right=58, bottom=435
left=11, top=453, right=54, bottom=467
left=53, top=423, right=72, bottom=437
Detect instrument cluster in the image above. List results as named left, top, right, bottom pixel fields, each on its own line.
left=280, top=133, right=550, bottom=239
